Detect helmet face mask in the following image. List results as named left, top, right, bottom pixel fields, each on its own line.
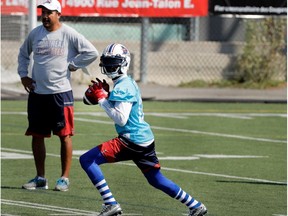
left=99, top=44, right=130, bottom=79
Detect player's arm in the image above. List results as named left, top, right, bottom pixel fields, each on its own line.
left=99, top=100, right=132, bottom=126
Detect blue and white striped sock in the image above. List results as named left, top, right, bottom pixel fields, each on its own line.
left=174, top=188, right=201, bottom=209
left=95, top=179, right=117, bottom=205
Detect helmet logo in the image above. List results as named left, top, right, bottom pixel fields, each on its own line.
left=121, top=45, right=128, bottom=54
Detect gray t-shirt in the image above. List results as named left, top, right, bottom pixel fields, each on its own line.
left=18, top=23, right=98, bottom=94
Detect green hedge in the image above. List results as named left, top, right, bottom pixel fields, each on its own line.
left=233, top=17, right=287, bottom=84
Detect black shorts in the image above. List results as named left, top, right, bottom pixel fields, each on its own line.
left=98, top=136, right=160, bottom=173
left=25, top=91, right=74, bottom=137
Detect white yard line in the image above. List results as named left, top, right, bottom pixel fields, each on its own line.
left=151, top=125, right=285, bottom=143
left=2, top=111, right=286, bottom=143
left=1, top=147, right=286, bottom=185
left=117, top=162, right=286, bottom=185
left=4, top=112, right=285, bottom=118
left=1, top=199, right=95, bottom=215
left=73, top=117, right=285, bottom=144
left=1, top=199, right=142, bottom=216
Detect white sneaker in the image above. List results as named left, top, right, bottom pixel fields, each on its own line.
left=188, top=203, right=208, bottom=216
left=54, top=177, right=69, bottom=192
left=97, top=204, right=122, bottom=216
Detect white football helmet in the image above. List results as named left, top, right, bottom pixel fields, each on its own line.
left=99, top=43, right=131, bottom=79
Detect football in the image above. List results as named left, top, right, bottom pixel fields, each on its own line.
left=83, top=86, right=98, bottom=105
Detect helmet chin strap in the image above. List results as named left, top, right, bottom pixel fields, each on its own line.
left=111, top=71, right=124, bottom=80
left=112, top=76, right=121, bottom=81
left=104, top=67, right=124, bottom=80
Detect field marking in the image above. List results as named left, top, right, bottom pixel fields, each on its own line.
left=2, top=147, right=286, bottom=186
left=73, top=117, right=286, bottom=144
left=4, top=111, right=286, bottom=118
left=143, top=112, right=287, bottom=120
left=159, top=154, right=268, bottom=160
left=1, top=214, right=20, bottom=216
left=1, top=199, right=142, bottom=216
left=1, top=199, right=95, bottom=215
left=118, top=162, right=287, bottom=185
left=2, top=112, right=286, bottom=143
left=194, top=154, right=268, bottom=159
left=2, top=149, right=268, bottom=161
left=151, top=125, right=285, bottom=144
left=74, top=112, right=287, bottom=120
left=73, top=151, right=268, bottom=160
left=1, top=152, right=33, bottom=159
left=3, top=148, right=269, bottom=161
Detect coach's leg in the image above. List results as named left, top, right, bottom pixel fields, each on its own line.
left=22, top=136, right=48, bottom=190
left=32, top=136, right=46, bottom=177
left=59, top=135, right=73, bottom=178
left=53, top=135, right=72, bottom=191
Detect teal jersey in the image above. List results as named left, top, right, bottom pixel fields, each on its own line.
left=109, top=76, right=154, bottom=145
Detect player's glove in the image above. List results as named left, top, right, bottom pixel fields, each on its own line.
left=96, top=78, right=110, bottom=93
left=83, top=80, right=108, bottom=105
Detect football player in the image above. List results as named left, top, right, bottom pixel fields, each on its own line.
left=80, top=43, right=208, bottom=216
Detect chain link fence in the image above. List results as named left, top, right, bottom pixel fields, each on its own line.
left=1, top=15, right=286, bottom=86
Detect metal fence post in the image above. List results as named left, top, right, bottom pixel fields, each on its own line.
left=186, top=17, right=200, bottom=41
left=28, top=0, right=37, bottom=77
left=140, top=17, right=149, bottom=84
left=29, top=0, right=37, bottom=32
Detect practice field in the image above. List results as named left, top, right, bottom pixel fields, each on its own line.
left=1, top=100, right=287, bottom=216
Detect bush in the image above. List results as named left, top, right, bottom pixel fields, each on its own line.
left=233, top=17, right=287, bottom=84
